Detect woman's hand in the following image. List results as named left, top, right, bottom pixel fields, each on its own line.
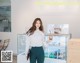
left=46, top=36, right=53, bottom=43
left=46, top=39, right=52, bottom=43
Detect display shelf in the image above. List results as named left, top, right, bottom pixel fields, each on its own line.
left=45, top=33, right=70, bottom=36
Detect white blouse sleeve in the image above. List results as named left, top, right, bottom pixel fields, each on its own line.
left=42, top=34, right=49, bottom=48
left=25, top=35, right=31, bottom=56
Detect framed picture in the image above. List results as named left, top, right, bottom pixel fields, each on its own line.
left=0, top=0, right=11, bottom=32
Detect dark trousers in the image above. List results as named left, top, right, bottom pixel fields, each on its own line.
left=30, top=47, right=44, bottom=63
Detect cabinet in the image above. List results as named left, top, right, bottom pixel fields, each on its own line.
left=44, top=34, right=70, bottom=63
left=67, top=39, right=80, bottom=63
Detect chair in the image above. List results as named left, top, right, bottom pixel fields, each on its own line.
left=0, top=40, right=4, bottom=50
left=0, top=39, right=10, bottom=62
left=2, top=39, right=10, bottom=50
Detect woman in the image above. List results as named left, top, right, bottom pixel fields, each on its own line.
left=26, top=18, right=49, bottom=63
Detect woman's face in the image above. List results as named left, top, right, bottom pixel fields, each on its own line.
left=35, top=20, right=41, bottom=29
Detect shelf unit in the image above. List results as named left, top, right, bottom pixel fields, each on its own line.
left=44, top=33, right=70, bottom=63
left=45, top=33, right=70, bottom=36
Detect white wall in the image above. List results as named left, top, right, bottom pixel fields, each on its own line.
left=0, top=0, right=80, bottom=54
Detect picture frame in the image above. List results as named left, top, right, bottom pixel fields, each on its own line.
left=0, top=0, right=11, bottom=32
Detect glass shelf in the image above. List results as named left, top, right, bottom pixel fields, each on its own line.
left=45, top=33, right=70, bottom=36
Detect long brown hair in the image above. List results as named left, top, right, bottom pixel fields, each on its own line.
left=26, top=18, right=44, bottom=35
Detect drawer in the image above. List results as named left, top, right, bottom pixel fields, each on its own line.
left=68, top=42, right=80, bottom=49
left=68, top=48, right=80, bottom=52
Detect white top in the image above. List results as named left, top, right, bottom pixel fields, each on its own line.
left=25, top=28, right=49, bottom=56
left=27, top=28, right=48, bottom=49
